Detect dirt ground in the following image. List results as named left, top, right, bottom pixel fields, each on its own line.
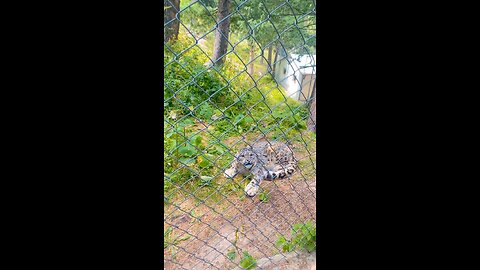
left=164, top=175, right=316, bottom=270
left=238, top=251, right=316, bottom=270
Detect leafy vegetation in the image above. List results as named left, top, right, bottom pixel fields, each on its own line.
left=178, top=0, right=316, bottom=54
left=164, top=29, right=310, bottom=203
left=164, top=227, right=191, bottom=260
left=275, top=220, right=316, bottom=253
left=227, top=249, right=237, bottom=261
left=258, top=191, right=270, bottom=202
left=239, top=251, right=257, bottom=270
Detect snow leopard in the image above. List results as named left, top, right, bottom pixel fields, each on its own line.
left=224, top=139, right=297, bottom=197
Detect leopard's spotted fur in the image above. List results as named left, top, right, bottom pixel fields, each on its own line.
left=224, top=139, right=297, bottom=197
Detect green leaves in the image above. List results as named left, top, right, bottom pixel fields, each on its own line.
left=207, top=145, right=225, bottom=155
left=178, top=157, right=196, bottom=166
left=258, top=191, right=270, bottom=202
left=234, top=113, right=245, bottom=125
left=275, top=221, right=316, bottom=253
left=199, top=176, right=214, bottom=187
left=227, top=250, right=237, bottom=261
left=228, top=0, right=316, bottom=53
left=178, top=144, right=197, bottom=166
left=275, top=235, right=293, bottom=252
left=292, top=221, right=316, bottom=252
left=197, top=154, right=212, bottom=168
left=164, top=227, right=173, bottom=248
left=239, top=251, right=257, bottom=270
left=164, top=175, right=173, bottom=194
left=164, top=226, right=191, bottom=261
left=178, top=145, right=197, bottom=157
left=192, top=135, right=203, bottom=147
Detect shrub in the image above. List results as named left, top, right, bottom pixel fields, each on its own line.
left=275, top=221, right=316, bottom=253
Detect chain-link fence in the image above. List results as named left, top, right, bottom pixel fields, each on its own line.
left=164, top=0, right=316, bottom=269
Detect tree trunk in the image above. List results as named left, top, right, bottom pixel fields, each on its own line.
left=164, top=0, right=180, bottom=43
left=307, top=79, right=316, bottom=132
left=212, top=0, right=231, bottom=67
left=272, top=44, right=279, bottom=79
left=267, top=46, right=272, bottom=66
left=247, top=40, right=255, bottom=76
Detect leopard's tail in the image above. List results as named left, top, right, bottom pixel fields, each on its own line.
left=267, top=162, right=297, bottom=180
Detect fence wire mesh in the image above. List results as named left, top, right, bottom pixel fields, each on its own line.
left=164, top=0, right=316, bottom=269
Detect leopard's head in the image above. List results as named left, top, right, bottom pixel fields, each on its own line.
left=224, top=148, right=257, bottom=178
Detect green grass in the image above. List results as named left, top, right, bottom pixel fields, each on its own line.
left=164, top=227, right=191, bottom=260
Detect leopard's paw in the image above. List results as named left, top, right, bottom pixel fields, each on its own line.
left=245, top=182, right=259, bottom=197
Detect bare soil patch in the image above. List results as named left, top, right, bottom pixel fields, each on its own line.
left=164, top=177, right=316, bottom=270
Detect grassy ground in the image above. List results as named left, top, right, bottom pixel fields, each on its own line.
left=164, top=128, right=315, bottom=208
